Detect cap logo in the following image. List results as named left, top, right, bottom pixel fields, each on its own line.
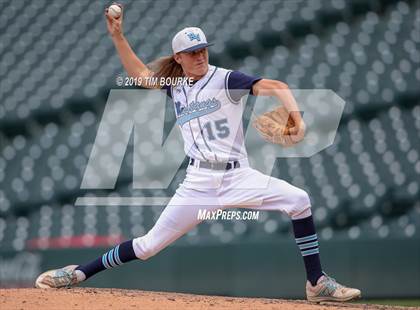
left=186, top=32, right=201, bottom=42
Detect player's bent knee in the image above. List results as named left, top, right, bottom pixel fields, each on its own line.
left=132, top=235, right=160, bottom=260
left=289, top=189, right=312, bottom=219
left=296, top=189, right=311, bottom=208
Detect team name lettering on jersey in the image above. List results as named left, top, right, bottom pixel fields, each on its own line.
left=176, top=97, right=221, bottom=126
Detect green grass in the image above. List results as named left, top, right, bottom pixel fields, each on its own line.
left=356, top=299, right=420, bottom=307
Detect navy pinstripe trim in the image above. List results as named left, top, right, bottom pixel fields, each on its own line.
left=196, top=67, right=218, bottom=98
left=197, top=119, right=219, bottom=161
left=195, top=67, right=219, bottom=161
left=182, top=87, right=208, bottom=161
left=170, top=86, right=175, bottom=111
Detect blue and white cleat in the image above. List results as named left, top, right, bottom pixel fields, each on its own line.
left=306, top=273, right=361, bottom=302
left=35, top=265, right=80, bottom=289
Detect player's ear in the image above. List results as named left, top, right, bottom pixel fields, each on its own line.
left=173, top=53, right=182, bottom=64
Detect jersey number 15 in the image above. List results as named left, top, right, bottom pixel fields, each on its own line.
left=203, top=118, right=230, bottom=141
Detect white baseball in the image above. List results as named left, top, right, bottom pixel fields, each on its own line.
left=108, top=4, right=121, bottom=18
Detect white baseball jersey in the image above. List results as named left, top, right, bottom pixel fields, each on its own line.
left=133, top=65, right=313, bottom=261
left=167, top=65, right=256, bottom=163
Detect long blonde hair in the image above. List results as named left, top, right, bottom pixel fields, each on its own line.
left=148, top=55, right=184, bottom=82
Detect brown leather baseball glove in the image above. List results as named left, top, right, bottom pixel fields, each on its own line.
left=252, top=106, right=305, bottom=146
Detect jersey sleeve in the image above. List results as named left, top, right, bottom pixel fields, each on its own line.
left=226, top=70, right=262, bottom=102
left=162, top=84, right=172, bottom=98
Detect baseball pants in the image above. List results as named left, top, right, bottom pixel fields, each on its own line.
left=133, top=158, right=311, bottom=260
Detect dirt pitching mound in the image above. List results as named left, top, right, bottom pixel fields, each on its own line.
left=0, top=288, right=405, bottom=310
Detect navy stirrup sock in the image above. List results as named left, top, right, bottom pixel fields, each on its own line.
left=292, top=215, right=324, bottom=286
left=76, top=240, right=137, bottom=280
